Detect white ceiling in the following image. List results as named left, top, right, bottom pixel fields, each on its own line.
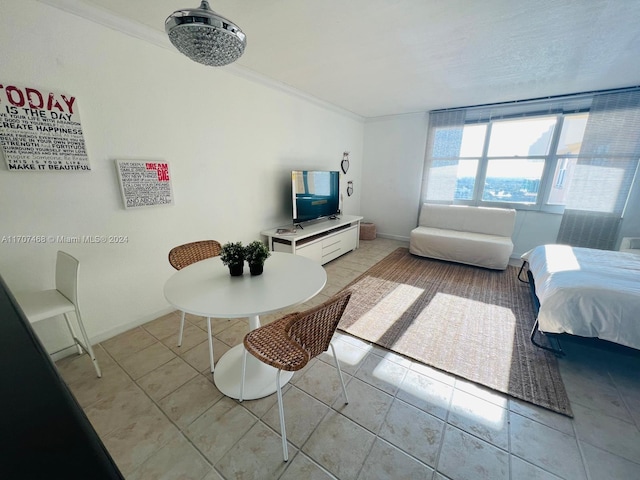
left=48, top=0, right=640, bottom=118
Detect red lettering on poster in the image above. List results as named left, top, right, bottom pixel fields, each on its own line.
left=5, top=85, right=25, bottom=107
left=145, top=162, right=170, bottom=181
left=157, top=163, right=169, bottom=182
left=0, top=85, right=76, bottom=114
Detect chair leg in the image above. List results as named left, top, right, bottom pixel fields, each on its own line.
left=239, top=348, right=247, bottom=402
left=206, top=317, right=214, bottom=374
left=276, top=369, right=288, bottom=462
left=62, top=312, right=83, bottom=355
left=177, top=311, right=186, bottom=347
left=330, top=343, right=348, bottom=404
left=68, top=310, right=102, bottom=378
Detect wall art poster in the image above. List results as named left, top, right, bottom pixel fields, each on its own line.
left=0, top=83, right=90, bottom=171
left=115, top=160, right=174, bottom=209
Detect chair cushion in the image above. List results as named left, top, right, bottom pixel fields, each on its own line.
left=410, top=226, right=514, bottom=270
left=418, top=203, right=516, bottom=237
left=14, top=289, right=75, bottom=323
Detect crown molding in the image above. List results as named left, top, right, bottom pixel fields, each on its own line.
left=36, top=0, right=364, bottom=122
left=37, top=0, right=171, bottom=49
left=225, top=65, right=364, bottom=122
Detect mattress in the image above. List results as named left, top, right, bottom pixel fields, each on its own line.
left=522, top=244, right=640, bottom=350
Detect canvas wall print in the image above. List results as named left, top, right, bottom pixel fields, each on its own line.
left=0, top=83, right=90, bottom=171
left=115, top=160, right=174, bottom=209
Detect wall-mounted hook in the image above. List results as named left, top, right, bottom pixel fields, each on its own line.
left=341, top=151, right=350, bottom=174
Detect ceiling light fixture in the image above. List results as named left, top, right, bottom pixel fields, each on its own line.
left=165, top=1, right=246, bottom=67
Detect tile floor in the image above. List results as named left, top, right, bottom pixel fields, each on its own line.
left=56, top=238, right=640, bottom=480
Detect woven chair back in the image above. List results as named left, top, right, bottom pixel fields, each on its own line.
left=287, top=291, right=352, bottom=359
left=168, top=240, right=222, bottom=270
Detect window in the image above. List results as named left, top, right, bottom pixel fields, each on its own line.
left=553, top=159, right=568, bottom=189
left=424, top=116, right=562, bottom=207
left=547, top=113, right=588, bottom=206
left=421, top=89, right=640, bottom=217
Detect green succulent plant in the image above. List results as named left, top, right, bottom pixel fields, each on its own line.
left=220, top=241, right=245, bottom=267
left=244, top=240, right=271, bottom=266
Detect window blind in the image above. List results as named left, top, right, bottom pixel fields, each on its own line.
left=557, top=89, right=640, bottom=248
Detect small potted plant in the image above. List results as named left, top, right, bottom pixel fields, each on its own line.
left=244, top=240, right=271, bottom=276
left=220, top=241, right=245, bottom=276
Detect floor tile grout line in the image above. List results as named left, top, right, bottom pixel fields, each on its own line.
left=606, top=369, right=640, bottom=432
left=239, top=373, right=357, bottom=478
left=431, top=373, right=454, bottom=479
left=325, top=326, right=545, bottom=476
left=344, top=340, right=533, bottom=463
left=293, top=397, right=337, bottom=475
left=100, top=329, right=236, bottom=473
left=507, top=395, right=513, bottom=480
left=508, top=453, right=566, bottom=480
left=178, top=388, right=251, bottom=472
left=303, top=349, right=442, bottom=473
left=507, top=400, right=580, bottom=479
left=378, top=396, right=438, bottom=474
left=568, top=396, right=636, bottom=426
left=92, top=343, right=192, bottom=477
left=282, top=349, right=434, bottom=477
left=575, top=434, right=593, bottom=480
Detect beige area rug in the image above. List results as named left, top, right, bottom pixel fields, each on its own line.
left=338, top=247, right=572, bottom=417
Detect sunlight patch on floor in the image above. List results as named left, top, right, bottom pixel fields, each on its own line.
left=347, top=283, right=424, bottom=342
left=332, top=340, right=372, bottom=369
left=450, top=388, right=508, bottom=430
left=404, top=292, right=517, bottom=390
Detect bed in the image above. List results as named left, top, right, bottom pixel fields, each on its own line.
left=521, top=244, right=640, bottom=353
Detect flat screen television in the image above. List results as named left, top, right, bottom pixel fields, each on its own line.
left=292, top=170, right=340, bottom=224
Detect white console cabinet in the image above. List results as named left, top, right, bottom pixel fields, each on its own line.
left=261, top=215, right=363, bottom=265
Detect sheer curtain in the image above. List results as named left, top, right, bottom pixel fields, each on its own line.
left=557, top=90, right=640, bottom=249
left=420, top=110, right=466, bottom=203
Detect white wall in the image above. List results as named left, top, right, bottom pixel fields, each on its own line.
left=0, top=0, right=364, bottom=351
left=361, top=113, right=429, bottom=239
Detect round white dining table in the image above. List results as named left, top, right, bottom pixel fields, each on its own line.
left=163, top=251, right=327, bottom=400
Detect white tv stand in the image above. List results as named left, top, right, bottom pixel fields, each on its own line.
left=261, top=215, right=363, bottom=265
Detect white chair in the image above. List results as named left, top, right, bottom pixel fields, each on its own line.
left=15, top=251, right=101, bottom=378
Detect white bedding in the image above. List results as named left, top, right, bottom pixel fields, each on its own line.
left=522, top=244, right=640, bottom=350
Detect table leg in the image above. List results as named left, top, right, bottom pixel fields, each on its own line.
left=207, top=317, right=214, bottom=373
left=248, top=314, right=260, bottom=331
left=214, top=344, right=294, bottom=400
left=214, top=314, right=293, bottom=399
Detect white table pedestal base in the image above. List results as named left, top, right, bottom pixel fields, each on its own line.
left=213, top=344, right=294, bottom=400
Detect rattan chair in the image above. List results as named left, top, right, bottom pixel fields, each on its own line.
left=168, top=240, right=222, bottom=348
left=240, top=291, right=352, bottom=461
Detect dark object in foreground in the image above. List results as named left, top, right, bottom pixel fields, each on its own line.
left=0, top=274, right=124, bottom=479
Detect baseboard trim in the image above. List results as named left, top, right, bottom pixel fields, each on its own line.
left=52, top=306, right=177, bottom=361
left=376, top=232, right=410, bottom=242
left=93, top=306, right=176, bottom=345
